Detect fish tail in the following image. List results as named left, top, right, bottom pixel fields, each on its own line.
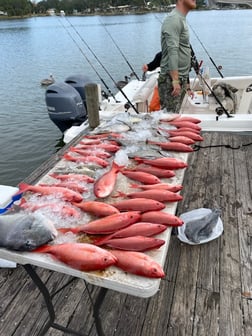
left=18, top=182, right=30, bottom=194
left=93, top=233, right=114, bottom=246
left=63, top=153, right=74, bottom=161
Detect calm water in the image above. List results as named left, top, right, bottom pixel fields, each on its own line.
left=1, top=9, right=252, bottom=186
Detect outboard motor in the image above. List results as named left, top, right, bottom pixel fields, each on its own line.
left=45, top=82, right=87, bottom=133
left=65, top=74, right=92, bottom=109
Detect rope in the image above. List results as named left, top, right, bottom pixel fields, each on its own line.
left=193, top=142, right=252, bottom=151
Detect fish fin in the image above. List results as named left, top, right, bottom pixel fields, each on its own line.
left=19, top=198, right=27, bottom=207
left=134, top=157, right=143, bottom=163
left=129, top=183, right=141, bottom=189
left=111, top=191, right=127, bottom=198
left=57, top=227, right=78, bottom=234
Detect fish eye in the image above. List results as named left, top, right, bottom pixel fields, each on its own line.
left=25, top=240, right=32, bottom=249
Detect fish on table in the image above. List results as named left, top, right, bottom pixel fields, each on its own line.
left=33, top=243, right=117, bottom=271
left=59, top=211, right=141, bottom=235
left=0, top=211, right=57, bottom=251
left=134, top=157, right=188, bottom=170
left=110, top=250, right=165, bottom=278
left=131, top=165, right=176, bottom=178
left=94, top=161, right=123, bottom=198
left=120, top=169, right=161, bottom=184
left=110, top=198, right=165, bottom=212
left=94, top=222, right=168, bottom=246
left=101, top=235, right=165, bottom=252
left=129, top=182, right=183, bottom=192
left=18, top=182, right=83, bottom=203
left=115, top=189, right=183, bottom=203
left=72, top=200, right=120, bottom=217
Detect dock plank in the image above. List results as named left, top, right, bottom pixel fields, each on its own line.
left=0, top=131, right=251, bottom=336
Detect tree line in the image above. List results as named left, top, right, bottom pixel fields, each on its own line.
left=0, top=0, right=207, bottom=17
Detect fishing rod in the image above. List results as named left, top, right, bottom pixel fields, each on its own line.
left=57, top=17, right=118, bottom=102
left=99, top=19, right=140, bottom=80
left=188, top=23, right=224, bottom=78
left=64, top=16, right=139, bottom=114
left=190, top=45, right=233, bottom=119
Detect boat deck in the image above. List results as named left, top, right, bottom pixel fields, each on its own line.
left=0, top=131, right=252, bottom=336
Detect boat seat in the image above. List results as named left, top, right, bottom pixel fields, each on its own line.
left=237, top=85, right=252, bottom=114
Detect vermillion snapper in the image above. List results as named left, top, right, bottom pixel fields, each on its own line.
left=110, top=198, right=165, bottom=212
left=110, top=250, right=165, bottom=278
left=129, top=182, right=183, bottom=192
left=49, top=173, right=95, bottom=183
left=120, top=169, right=161, bottom=184
left=116, top=189, right=183, bottom=203
left=132, top=165, right=175, bottom=178
left=0, top=211, right=57, bottom=251
left=141, top=211, right=183, bottom=227
left=18, top=182, right=83, bottom=203
left=33, top=243, right=117, bottom=271
left=59, top=211, right=141, bottom=235
left=165, top=129, right=204, bottom=141
left=63, top=153, right=109, bottom=168
left=94, top=161, right=122, bottom=198
left=134, top=157, right=188, bottom=170
left=168, top=136, right=195, bottom=145
left=94, top=222, right=167, bottom=246
left=102, top=236, right=165, bottom=252
left=72, top=200, right=119, bottom=217
left=147, top=140, right=193, bottom=153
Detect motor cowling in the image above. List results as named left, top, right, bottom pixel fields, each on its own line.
left=65, top=74, right=92, bottom=108
left=46, top=82, right=87, bottom=133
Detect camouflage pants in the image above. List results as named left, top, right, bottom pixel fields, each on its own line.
left=158, top=74, right=187, bottom=113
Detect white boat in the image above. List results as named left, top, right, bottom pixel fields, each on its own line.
left=47, top=71, right=252, bottom=144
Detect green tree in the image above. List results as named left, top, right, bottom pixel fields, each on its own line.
left=0, top=0, right=33, bottom=16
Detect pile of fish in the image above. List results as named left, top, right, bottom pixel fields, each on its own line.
left=6, top=112, right=204, bottom=278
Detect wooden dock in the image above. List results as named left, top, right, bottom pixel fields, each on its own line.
left=0, top=131, right=251, bottom=336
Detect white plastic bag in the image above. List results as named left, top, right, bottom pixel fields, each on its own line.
left=177, top=208, right=223, bottom=245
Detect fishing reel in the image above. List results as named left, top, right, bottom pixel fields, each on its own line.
left=215, top=106, right=224, bottom=121
left=124, top=102, right=131, bottom=113
left=101, top=90, right=109, bottom=99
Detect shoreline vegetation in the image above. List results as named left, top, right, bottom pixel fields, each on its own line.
left=0, top=5, right=250, bottom=20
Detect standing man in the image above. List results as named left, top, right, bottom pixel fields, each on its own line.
left=158, top=0, right=196, bottom=113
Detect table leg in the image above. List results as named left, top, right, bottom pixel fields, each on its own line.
left=84, top=281, right=108, bottom=336
left=22, top=264, right=91, bottom=336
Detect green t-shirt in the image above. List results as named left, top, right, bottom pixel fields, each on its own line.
left=160, top=8, right=191, bottom=78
